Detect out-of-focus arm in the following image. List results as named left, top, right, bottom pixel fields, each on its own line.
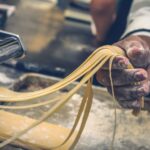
left=122, top=0, right=150, bottom=38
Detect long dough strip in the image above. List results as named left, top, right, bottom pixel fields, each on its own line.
left=109, top=56, right=118, bottom=150
left=0, top=95, right=63, bottom=110
left=69, top=79, right=93, bottom=150
left=50, top=78, right=92, bottom=149
left=0, top=47, right=113, bottom=101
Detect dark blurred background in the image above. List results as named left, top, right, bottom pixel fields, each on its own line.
left=0, top=0, right=132, bottom=84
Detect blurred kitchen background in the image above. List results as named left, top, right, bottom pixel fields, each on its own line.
left=0, top=0, right=131, bottom=85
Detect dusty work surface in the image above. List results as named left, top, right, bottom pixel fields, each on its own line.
left=0, top=72, right=150, bottom=150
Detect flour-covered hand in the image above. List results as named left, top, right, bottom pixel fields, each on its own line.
left=97, top=35, right=150, bottom=109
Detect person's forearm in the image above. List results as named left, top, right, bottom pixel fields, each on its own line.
left=122, top=0, right=150, bottom=39
left=138, top=35, right=150, bottom=49
left=120, top=0, right=150, bottom=67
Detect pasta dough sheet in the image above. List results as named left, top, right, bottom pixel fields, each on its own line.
left=0, top=110, right=76, bottom=150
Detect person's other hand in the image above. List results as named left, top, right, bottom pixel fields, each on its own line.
left=96, top=35, right=150, bottom=109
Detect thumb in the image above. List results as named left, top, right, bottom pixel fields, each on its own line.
left=115, top=36, right=150, bottom=68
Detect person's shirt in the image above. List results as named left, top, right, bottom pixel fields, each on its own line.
left=122, top=0, right=150, bottom=38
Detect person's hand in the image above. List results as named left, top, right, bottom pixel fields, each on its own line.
left=96, top=35, right=150, bottom=109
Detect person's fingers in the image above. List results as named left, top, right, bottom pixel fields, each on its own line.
left=107, top=81, right=150, bottom=101
left=125, top=41, right=150, bottom=68
left=97, top=68, right=148, bottom=86
left=115, top=36, right=150, bottom=68
left=102, top=55, right=129, bottom=70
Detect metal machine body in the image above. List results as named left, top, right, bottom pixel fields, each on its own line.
left=0, top=30, right=25, bottom=63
